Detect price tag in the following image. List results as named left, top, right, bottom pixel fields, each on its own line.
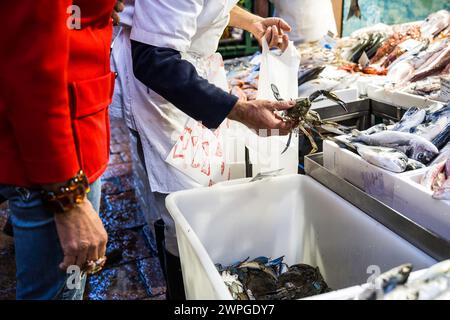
left=358, top=52, right=370, bottom=68
left=439, top=76, right=450, bottom=103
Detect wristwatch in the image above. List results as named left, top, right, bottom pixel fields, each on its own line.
left=41, top=170, right=90, bottom=214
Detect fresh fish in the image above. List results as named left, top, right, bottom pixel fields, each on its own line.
left=354, top=144, right=408, bottom=173
left=431, top=123, right=450, bottom=150
left=421, top=160, right=447, bottom=190
left=406, top=158, right=426, bottom=171
left=392, top=107, right=426, bottom=132
left=410, top=44, right=450, bottom=82
left=352, top=123, right=387, bottom=136
left=347, top=0, right=361, bottom=20
left=356, top=264, right=413, bottom=300
left=420, top=10, right=450, bottom=39
left=351, top=131, right=439, bottom=164
left=298, top=66, right=325, bottom=86
left=431, top=141, right=450, bottom=165
left=433, top=178, right=450, bottom=200
left=411, top=116, right=450, bottom=141
left=425, top=104, right=450, bottom=123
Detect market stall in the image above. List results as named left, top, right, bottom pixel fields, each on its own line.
left=166, top=8, right=450, bottom=301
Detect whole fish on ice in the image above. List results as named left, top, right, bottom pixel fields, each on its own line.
left=431, top=141, right=450, bottom=165
left=431, top=123, right=450, bottom=150
left=392, top=107, right=426, bottom=132
left=351, top=131, right=439, bottom=164
left=354, top=143, right=408, bottom=173
left=411, top=116, right=450, bottom=141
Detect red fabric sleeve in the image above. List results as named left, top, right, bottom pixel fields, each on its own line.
left=1, top=1, right=80, bottom=184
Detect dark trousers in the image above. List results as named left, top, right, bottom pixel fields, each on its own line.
left=130, top=129, right=186, bottom=300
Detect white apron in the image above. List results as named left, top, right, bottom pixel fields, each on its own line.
left=113, top=0, right=240, bottom=195
left=271, top=0, right=337, bottom=43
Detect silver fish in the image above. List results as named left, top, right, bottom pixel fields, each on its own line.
left=431, top=123, right=450, bottom=150
left=420, top=10, right=450, bottom=39
left=411, top=116, right=450, bottom=141
left=406, top=158, right=426, bottom=171
left=431, top=141, right=450, bottom=165
left=410, top=44, right=450, bottom=82
left=351, top=131, right=439, bottom=164
left=354, top=144, right=408, bottom=173
left=351, top=124, right=387, bottom=137
left=425, top=104, right=450, bottom=123
left=393, top=107, right=427, bottom=132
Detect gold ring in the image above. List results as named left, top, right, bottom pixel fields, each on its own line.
left=85, top=256, right=107, bottom=275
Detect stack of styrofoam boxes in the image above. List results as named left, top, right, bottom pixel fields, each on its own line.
left=128, top=131, right=154, bottom=228
left=323, top=140, right=450, bottom=242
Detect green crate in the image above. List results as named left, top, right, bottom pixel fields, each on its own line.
left=218, top=0, right=263, bottom=58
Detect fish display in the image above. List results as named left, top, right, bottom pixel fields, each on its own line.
left=353, top=143, right=408, bottom=173
left=392, top=107, right=426, bottom=132
left=356, top=260, right=450, bottom=300
left=351, top=130, right=439, bottom=164
left=431, top=123, right=450, bottom=150
left=420, top=10, right=450, bottom=39
left=432, top=141, right=450, bottom=165
left=216, top=256, right=330, bottom=300
left=406, top=158, right=426, bottom=171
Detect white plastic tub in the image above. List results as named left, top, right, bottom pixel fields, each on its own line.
left=166, top=174, right=436, bottom=300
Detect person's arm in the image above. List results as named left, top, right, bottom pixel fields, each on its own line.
left=131, top=41, right=295, bottom=133
left=130, top=0, right=295, bottom=133
left=229, top=5, right=291, bottom=51
left=131, top=41, right=238, bottom=129
left=3, top=0, right=79, bottom=184
left=1, top=1, right=108, bottom=271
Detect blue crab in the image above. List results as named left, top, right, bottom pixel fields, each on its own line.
left=271, top=84, right=350, bottom=154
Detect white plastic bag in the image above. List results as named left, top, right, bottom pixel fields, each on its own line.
left=247, top=39, right=300, bottom=175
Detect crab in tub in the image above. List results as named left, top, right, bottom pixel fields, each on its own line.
left=271, top=84, right=350, bottom=154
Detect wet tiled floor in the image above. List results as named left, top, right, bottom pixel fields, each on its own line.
left=0, top=119, right=166, bottom=300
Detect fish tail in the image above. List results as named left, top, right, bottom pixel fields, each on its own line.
left=347, top=0, right=362, bottom=20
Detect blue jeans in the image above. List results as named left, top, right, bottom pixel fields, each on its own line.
left=0, top=179, right=101, bottom=300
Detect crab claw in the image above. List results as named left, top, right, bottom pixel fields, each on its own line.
left=308, top=90, right=348, bottom=112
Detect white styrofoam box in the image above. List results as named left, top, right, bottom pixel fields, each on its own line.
left=323, top=139, right=402, bottom=207
left=367, top=83, right=441, bottom=108
left=394, top=168, right=450, bottom=242
left=323, top=140, right=450, bottom=242
left=310, top=88, right=359, bottom=109
left=166, top=174, right=435, bottom=300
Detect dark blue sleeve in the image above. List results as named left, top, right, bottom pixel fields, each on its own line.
left=131, top=40, right=238, bottom=129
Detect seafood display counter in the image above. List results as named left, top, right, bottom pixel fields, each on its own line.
left=304, top=152, right=450, bottom=260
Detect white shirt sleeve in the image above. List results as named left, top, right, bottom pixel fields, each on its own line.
left=130, top=0, right=204, bottom=53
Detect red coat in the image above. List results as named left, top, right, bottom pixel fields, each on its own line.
left=0, top=0, right=115, bottom=186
